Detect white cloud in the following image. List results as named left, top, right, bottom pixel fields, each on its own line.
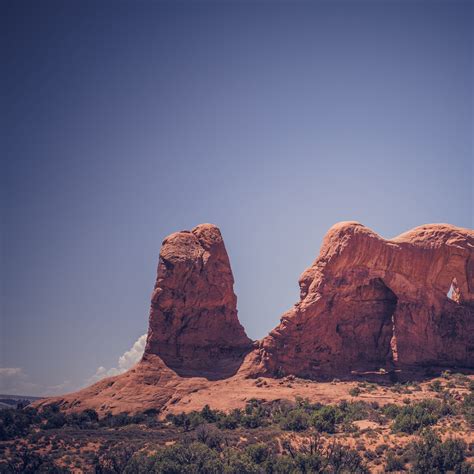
left=0, top=335, right=148, bottom=397
left=0, top=367, right=23, bottom=377
left=0, top=367, right=35, bottom=395
left=0, top=367, right=75, bottom=397
left=86, top=334, right=147, bottom=385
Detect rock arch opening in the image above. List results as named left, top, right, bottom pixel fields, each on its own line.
left=447, top=278, right=461, bottom=303
left=344, top=278, right=399, bottom=372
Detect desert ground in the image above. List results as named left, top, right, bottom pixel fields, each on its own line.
left=1, top=372, right=473, bottom=473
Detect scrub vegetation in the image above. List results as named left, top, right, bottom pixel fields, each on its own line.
left=1, top=374, right=473, bottom=473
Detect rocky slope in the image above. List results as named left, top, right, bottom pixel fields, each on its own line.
left=35, top=221, right=474, bottom=414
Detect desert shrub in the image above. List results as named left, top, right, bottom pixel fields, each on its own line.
left=268, top=455, right=297, bottom=473
left=200, top=404, right=221, bottom=423
left=461, top=392, right=474, bottom=427
left=221, top=448, right=259, bottom=473
left=95, top=444, right=139, bottom=473
left=96, top=409, right=159, bottom=428
left=292, top=452, right=325, bottom=472
left=349, top=387, right=361, bottom=397
left=81, top=408, right=99, bottom=421
left=382, top=403, right=401, bottom=419
left=166, top=411, right=206, bottom=431
left=277, top=440, right=368, bottom=473
left=240, top=399, right=269, bottom=429
left=245, top=443, right=271, bottom=465
left=99, top=412, right=134, bottom=428
left=241, top=412, right=266, bottom=429
left=390, top=383, right=404, bottom=394
left=0, top=408, right=39, bottom=440
left=392, top=400, right=443, bottom=434
left=195, top=424, right=224, bottom=450
left=122, top=454, right=154, bottom=474
left=217, top=409, right=241, bottom=430
left=311, top=406, right=338, bottom=433
left=337, top=400, right=371, bottom=423
left=1, top=448, right=68, bottom=473
left=280, top=408, right=310, bottom=431
left=385, top=451, right=405, bottom=471
left=375, top=444, right=389, bottom=456
left=326, top=443, right=368, bottom=473
left=153, top=442, right=223, bottom=473
left=429, top=380, right=443, bottom=392
left=43, top=412, right=67, bottom=430
left=128, top=445, right=258, bottom=473
left=68, top=409, right=99, bottom=429
left=410, top=431, right=469, bottom=473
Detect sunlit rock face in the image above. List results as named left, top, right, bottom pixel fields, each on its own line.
left=144, top=223, right=253, bottom=380
left=251, top=222, right=474, bottom=379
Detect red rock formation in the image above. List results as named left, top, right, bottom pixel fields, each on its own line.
left=251, top=222, right=474, bottom=379
left=35, top=221, right=474, bottom=415
left=143, top=223, right=252, bottom=379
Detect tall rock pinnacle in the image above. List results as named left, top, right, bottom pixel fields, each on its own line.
left=144, top=223, right=252, bottom=379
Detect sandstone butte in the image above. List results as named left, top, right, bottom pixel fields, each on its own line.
left=36, top=222, right=474, bottom=416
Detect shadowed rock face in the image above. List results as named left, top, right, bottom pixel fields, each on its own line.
left=251, top=222, right=474, bottom=379
left=144, top=223, right=252, bottom=379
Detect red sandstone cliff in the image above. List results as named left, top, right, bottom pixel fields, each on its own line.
left=249, top=222, right=474, bottom=379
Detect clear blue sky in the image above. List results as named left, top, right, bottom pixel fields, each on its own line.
left=1, top=0, right=472, bottom=396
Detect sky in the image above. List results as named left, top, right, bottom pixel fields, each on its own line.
left=1, top=0, right=472, bottom=396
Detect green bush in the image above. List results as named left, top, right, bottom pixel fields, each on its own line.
left=195, top=424, right=223, bottom=450
left=245, top=443, right=271, bottom=465
left=337, top=401, right=370, bottom=423
left=429, top=380, right=443, bottom=392
left=461, top=392, right=474, bottom=427
left=217, top=409, right=241, bottom=430
left=392, top=400, right=443, bottom=434
left=166, top=411, right=206, bottom=431
left=3, top=447, right=69, bottom=473
left=240, top=399, right=269, bottom=429
left=222, top=448, right=259, bottom=473
left=382, top=403, right=402, bottom=419
left=200, top=404, right=220, bottom=423
left=311, top=406, right=338, bottom=433
left=122, top=440, right=369, bottom=474
left=280, top=408, right=310, bottom=431
left=385, top=452, right=405, bottom=471
left=43, top=412, right=67, bottom=430
left=68, top=409, right=99, bottom=429
left=411, top=431, right=468, bottom=473
left=327, top=443, right=368, bottom=473
left=157, top=442, right=223, bottom=473
left=0, top=407, right=39, bottom=440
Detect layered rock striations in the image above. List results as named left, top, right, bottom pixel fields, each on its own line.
left=143, top=223, right=252, bottom=379
left=252, top=222, right=474, bottom=379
